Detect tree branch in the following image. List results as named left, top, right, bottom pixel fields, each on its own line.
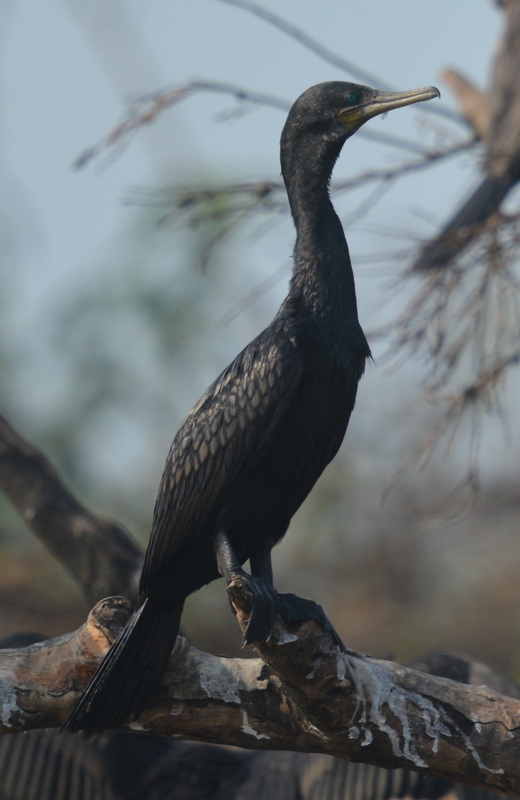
left=74, top=77, right=447, bottom=171
left=0, top=414, right=142, bottom=606
left=441, top=69, right=490, bottom=141
left=215, top=0, right=463, bottom=127
left=2, top=587, right=520, bottom=796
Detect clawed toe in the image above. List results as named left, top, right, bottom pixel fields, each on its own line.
left=226, top=572, right=344, bottom=651
left=241, top=577, right=280, bottom=647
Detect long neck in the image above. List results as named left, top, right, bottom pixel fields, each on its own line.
left=281, top=133, right=360, bottom=326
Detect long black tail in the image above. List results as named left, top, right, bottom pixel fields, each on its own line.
left=62, top=596, right=183, bottom=737
left=413, top=175, right=512, bottom=271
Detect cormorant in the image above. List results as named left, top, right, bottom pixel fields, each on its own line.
left=414, top=0, right=520, bottom=270
left=63, top=80, right=439, bottom=736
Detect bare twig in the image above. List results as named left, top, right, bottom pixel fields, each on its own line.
left=73, top=81, right=290, bottom=170
left=373, top=213, right=520, bottom=485
left=382, top=215, right=520, bottom=392
left=215, top=0, right=464, bottom=127
left=125, top=137, right=474, bottom=244
left=75, top=76, right=452, bottom=171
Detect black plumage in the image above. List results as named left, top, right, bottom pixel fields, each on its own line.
left=414, top=0, right=520, bottom=270
left=63, top=80, right=439, bottom=736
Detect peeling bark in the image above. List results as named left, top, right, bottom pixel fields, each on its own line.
left=0, top=592, right=519, bottom=796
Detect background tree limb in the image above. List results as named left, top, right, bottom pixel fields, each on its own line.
left=0, top=414, right=142, bottom=606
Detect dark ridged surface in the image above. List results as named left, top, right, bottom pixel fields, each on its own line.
left=0, top=731, right=508, bottom=800
left=0, top=731, right=114, bottom=800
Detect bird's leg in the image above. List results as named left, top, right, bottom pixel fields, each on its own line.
left=213, top=533, right=344, bottom=650
left=244, top=545, right=280, bottom=646
left=213, top=532, right=279, bottom=646
left=248, top=543, right=345, bottom=650
left=250, top=543, right=345, bottom=650
left=249, top=544, right=274, bottom=584
left=213, top=530, right=245, bottom=582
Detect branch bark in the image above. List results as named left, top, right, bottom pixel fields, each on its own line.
left=1, top=588, right=520, bottom=797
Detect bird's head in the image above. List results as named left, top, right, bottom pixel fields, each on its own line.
left=283, top=81, right=440, bottom=146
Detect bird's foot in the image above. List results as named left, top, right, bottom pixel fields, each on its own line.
left=226, top=570, right=280, bottom=647
left=277, top=593, right=345, bottom=652
left=227, top=572, right=344, bottom=651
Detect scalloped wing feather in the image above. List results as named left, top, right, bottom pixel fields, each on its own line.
left=140, top=320, right=304, bottom=593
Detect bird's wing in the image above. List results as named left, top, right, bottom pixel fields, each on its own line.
left=140, top=316, right=304, bottom=592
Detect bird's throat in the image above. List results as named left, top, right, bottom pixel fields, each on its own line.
left=290, top=209, right=360, bottom=326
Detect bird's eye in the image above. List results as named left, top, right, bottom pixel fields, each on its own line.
left=346, top=92, right=358, bottom=104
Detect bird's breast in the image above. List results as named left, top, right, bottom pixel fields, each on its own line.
left=220, top=350, right=362, bottom=557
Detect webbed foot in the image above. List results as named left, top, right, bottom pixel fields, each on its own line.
left=277, top=592, right=345, bottom=652
left=230, top=572, right=280, bottom=647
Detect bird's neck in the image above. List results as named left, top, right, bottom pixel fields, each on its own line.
left=282, top=137, right=361, bottom=327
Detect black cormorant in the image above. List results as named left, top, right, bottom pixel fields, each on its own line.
left=414, top=0, right=520, bottom=270
left=63, top=80, right=439, bottom=736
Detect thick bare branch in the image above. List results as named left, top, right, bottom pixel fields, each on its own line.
left=2, top=590, right=520, bottom=796
left=0, top=414, right=142, bottom=606
left=0, top=597, right=132, bottom=733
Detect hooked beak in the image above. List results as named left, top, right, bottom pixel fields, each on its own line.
left=339, top=86, right=440, bottom=127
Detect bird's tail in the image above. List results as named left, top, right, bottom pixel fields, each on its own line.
left=62, top=596, right=183, bottom=737
left=413, top=175, right=511, bottom=271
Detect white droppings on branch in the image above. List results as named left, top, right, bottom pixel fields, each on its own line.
left=188, top=649, right=269, bottom=705
left=241, top=709, right=270, bottom=740
left=338, top=654, right=504, bottom=775
left=0, top=680, right=18, bottom=728
left=343, top=655, right=431, bottom=767
left=361, top=729, right=373, bottom=747
left=459, top=726, right=505, bottom=775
